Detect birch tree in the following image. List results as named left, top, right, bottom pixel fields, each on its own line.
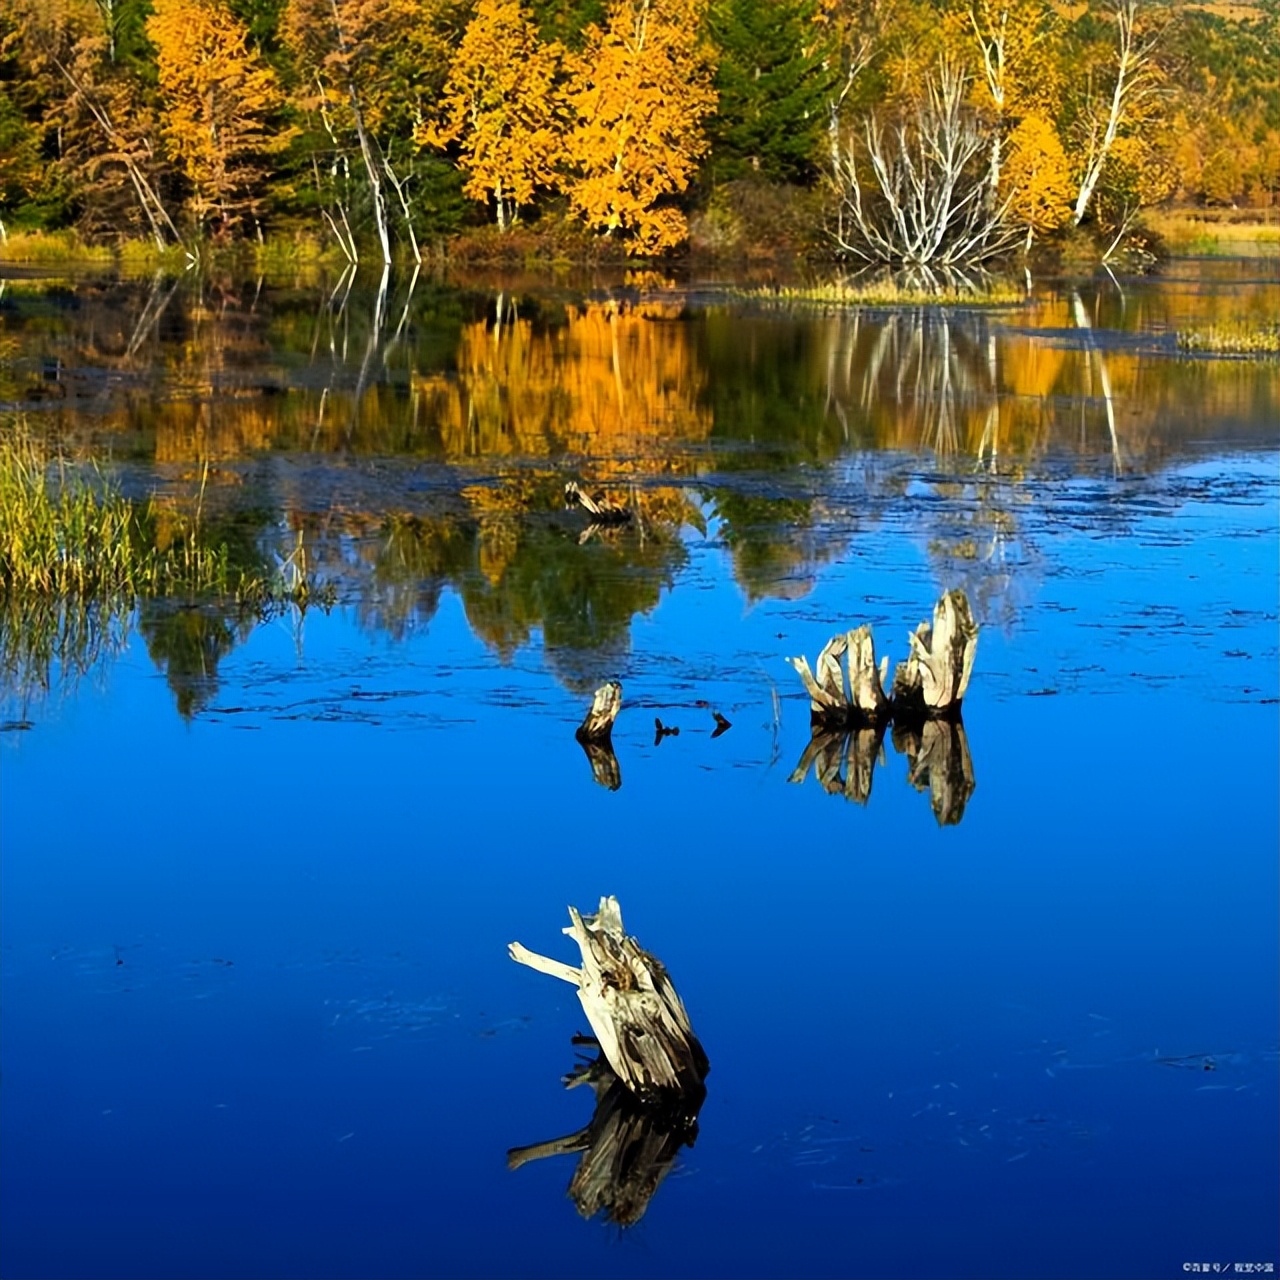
left=1070, top=0, right=1164, bottom=226
left=828, top=62, right=1018, bottom=265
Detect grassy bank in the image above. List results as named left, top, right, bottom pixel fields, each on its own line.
left=1144, top=209, right=1280, bottom=257
left=0, top=430, right=332, bottom=697
left=730, top=276, right=1028, bottom=309
left=0, top=229, right=349, bottom=277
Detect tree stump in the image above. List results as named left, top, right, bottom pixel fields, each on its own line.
left=576, top=682, right=622, bottom=789
left=509, top=897, right=708, bottom=1103
left=576, top=680, right=622, bottom=742
left=788, top=623, right=891, bottom=728
left=789, top=589, right=977, bottom=725
left=890, top=589, right=979, bottom=719
left=787, top=590, right=979, bottom=820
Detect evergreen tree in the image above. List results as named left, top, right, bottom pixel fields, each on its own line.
left=706, top=0, right=834, bottom=185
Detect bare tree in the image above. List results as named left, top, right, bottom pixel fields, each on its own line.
left=1071, top=0, right=1163, bottom=226
left=828, top=62, right=1018, bottom=266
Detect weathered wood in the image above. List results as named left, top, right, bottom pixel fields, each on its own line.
left=507, top=1051, right=702, bottom=1226
left=892, top=718, right=976, bottom=826
left=890, top=588, right=978, bottom=718
left=565, top=481, right=631, bottom=524
left=847, top=624, right=893, bottom=721
left=509, top=896, right=708, bottom=1103
left=788, top=624, right=891, bottom=727
left=789, top=590, right=977, bottom=724
left=576, top=680, right=621, bottom=742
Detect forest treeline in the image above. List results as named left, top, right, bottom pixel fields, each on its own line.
left=0, top=0, right=1277, bottom=262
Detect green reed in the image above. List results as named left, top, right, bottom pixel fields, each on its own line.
left=0, top=430, right=332, bottom=702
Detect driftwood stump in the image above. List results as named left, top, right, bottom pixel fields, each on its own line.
left=576, top=681, right=622, bottom=790
left=577, top=680, right=621, bottom=742
left=508, top=1048, right=702, bottom=1227
left=787, top=624, right=892, bottom=727
left=789, top=589, right=978, bottom=726
left=890, top=589, right=979, bottom=719
left=787, top=589, right=979, bottom=821
left=509, top=897, right=708, bottom=1103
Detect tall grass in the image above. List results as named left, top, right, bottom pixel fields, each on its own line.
left=1176, top=320, right=1280, bottom=356
left=0, top=435, right=231, bottom=597
left=731, top=276, right=1026, bottom=309
left=0, top=429, right=332, bottom=702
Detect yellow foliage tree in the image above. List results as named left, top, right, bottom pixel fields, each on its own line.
left=420, top=0, right=564, bottom=230
left=147, top=0, right=291, bottom=234
left=561, top=0, right=717, bottom=253
left=1001, top=112, right=1072, bottom=249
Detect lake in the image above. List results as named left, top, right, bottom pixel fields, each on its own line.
left=1, top=259, right=1277, bottom=1279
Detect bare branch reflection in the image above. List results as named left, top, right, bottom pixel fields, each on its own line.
left=509, top=1047, right=704, bottom=1227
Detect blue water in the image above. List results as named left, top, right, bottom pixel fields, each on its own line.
left=2, top=444, right=1277, bottom=1278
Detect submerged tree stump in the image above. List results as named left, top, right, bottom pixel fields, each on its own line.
left=787, top=623, right=892, bottom=727
left=576, top=680, right=622, bottom=742
left=576, top=682, right=623, bottom=789
left=507, top=1048, right=703, bottom=1227
left=891, top=589, right=979, bottom=720
left=509, top=897, right=709, bottom=1103
left=788, top=590, right=979, bottom=820
left=789, top=589, right=978, bottom=726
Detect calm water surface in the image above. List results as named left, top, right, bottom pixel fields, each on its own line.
left=1, top=261, right=1277, bottom=1279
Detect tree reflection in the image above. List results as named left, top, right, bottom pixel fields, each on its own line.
left=7, top=270, right=1276, bottom=719
left=137, top=601, right=245, bottom=720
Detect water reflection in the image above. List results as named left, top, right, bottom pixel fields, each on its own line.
left=508, top=1045, right=705, bottom=1227
left=137, top=601, right=246, bottom=720
left=2, top=264, right=1276, bottom=718
left=790, top=719, right=976, bottom=826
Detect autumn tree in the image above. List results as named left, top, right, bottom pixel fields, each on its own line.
left=955, top=0, right=1062, bottom=196
left=1000, top=112, right=1072, bottom=250
left=561, top=0, right=718, bottom=253
left=1066, top=0, right=1166, bottom=226
left=420, top=0, right=564, bottom=229
left=2, top=0, right=180, bottom=246
left=147, top=0, right=291, bottom=235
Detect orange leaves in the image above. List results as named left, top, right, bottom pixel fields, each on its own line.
left=421, top=0, right=566, bottom=228
left=147, top=0, right=290, bottom=231
left=424, top=0, right=717, bottom=251
left=1001, top=112, right=1073, bottom=238
left=562, top=0, right=717, bottom=252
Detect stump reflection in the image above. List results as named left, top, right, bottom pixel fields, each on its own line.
left=892, top=718, right=976, bottom=826
left=790, top=717, right=975, bottom=825
left=577, top=736, right=622, bottom=790
left=508, top=1046, right=704, bottom=1226
left=787, top=725, right=886, bottom=805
